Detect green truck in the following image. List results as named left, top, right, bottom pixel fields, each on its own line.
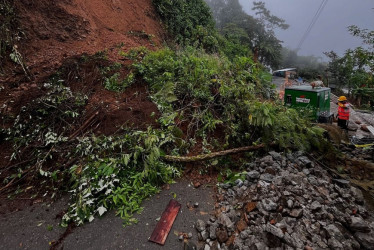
left=284, top=85, right=333, bottom=123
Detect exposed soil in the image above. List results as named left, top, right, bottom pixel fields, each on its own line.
left=0, top=0, right=166, bottom=212
left=1, top=0, right=164, bottom=83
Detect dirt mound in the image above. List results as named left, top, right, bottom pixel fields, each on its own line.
left=2, top=0, right=164, bottom=83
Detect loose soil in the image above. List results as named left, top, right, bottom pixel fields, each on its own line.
left=0, top=0, right=165, bottom=211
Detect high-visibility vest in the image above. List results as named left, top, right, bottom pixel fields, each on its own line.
left=338, top=105, right=350, bottom=120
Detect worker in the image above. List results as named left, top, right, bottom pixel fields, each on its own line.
left=337, top=96, right=350, bottom=129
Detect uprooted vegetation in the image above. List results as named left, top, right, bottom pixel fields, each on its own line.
left=0, top=46, right=330, bottom=226
left=0, top=0, right=336, bottom=227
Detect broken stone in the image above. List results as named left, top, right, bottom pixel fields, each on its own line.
left=269, top=151, right=282, bottom=161
left=328, top=237, right=343, bottom=249
left=218, top=213, right=234, bottom=231
left=297, top=156, right=312, bottom=167
left=262, top=199, right=278, bottom=212
left=196, top=219, right=206, bottom=232
left=265, top=223, right=284, bottom=239
left=235, top=179, right=244, bottom=188
left=240, top=229, right=251, bottom=240
left=246, top=170, right=260, bottom=180
left=350, top=186, right=364, bottom=205
left=350, top=216, right=371, bottom=233
left=284, top=232, right=304, bottom=249
left=260, top=173, right=274, bottom=182
left=209, top=222, right=218, bottom=240
left=287, top=200, right=294, bottom=209
left=289, top=209, right=303, bottom=218
left=310, top=201, right=322, bottom=211
left=354, top=231, right=374, bottom=250
left=200, top=230, right=209, bottom=241
left=324, top=224, right=344, bottom=241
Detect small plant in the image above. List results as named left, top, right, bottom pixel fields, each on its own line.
left=103, top=72, right=135, bottom=92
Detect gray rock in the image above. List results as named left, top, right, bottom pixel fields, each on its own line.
left=302, top=169, right=311, bottom=176
left=283, top=191, right=291, bottom=196
left=298, top=156, right=312, bottom=167
left=247, top=170, right=260, bottom=180
left=265, top=224, right=284, bottom=239
left=196, top=219, right=206, bottom=232
left=287, top=200, right=294, bottom=209
left=201, top=230, right=209, bottom=241
left=328, top=237, right=343, bottom=249
left=204, top=244, right=211, bottom=250
left=350, top=216, right=371, bottom=233
left=260, top=173, right=274, bottom=182
left=269, top=151, right=282, bottom=161
left=253, top=242, right=267, bottom=250
left=209, top=222, right=218, bottom=240
left=261, top=155, right=274, bottom=165
left=244, top=235, right=256, bottom=247
left=284, top=232, right=304, bottom=249
left=350, top=186, right=364, bottom=205
left=355, top=231, right=374, bottom=250
left=240, top=229, right=251, bottom=240
left=325, top=224, right=344, bottom=241
left=235, top=179, right=244, bottom=188
left=218, top=213, right=234, bottom=231
left=289, top=209, right=303, bottom=218
left=308, top=176, right=319, bottom=186
left=233, top=237, right=244, bottom=250
left=310, top=201, right=322, bottom=211
left=262, top=199, right=278, bottom=211
left=273, top=176, right=283, bottom=186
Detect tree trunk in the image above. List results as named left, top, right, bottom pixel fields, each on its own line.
left=163, top=144, right=271, bottom=163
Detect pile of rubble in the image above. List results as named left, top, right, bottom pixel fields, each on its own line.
left=195, top=152, right=374, bottom=250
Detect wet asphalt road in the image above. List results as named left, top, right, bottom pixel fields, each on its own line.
left=0, top=179, right=215, bottom=250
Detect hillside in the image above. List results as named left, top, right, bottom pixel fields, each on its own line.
left=1, top=0, right=166, bottom=211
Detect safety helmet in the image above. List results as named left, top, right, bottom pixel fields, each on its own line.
left=338, top=96, right=347, bottom=102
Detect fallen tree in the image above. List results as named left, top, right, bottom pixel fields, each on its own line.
left=163, top=143, right=269, bottom=162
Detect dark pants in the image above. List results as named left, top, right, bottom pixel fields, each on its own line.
left=338, top=119, right=348, bottom=129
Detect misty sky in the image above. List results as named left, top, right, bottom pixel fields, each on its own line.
left=239, top=0, right=374, bottom=59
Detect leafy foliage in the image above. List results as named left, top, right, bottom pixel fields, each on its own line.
left=205, top=0, right=288, bottom=68
left=249, top=102, right=326, bottom=151
left=129, top=47, right=275, bottom=144
left=325, top=26, right=374, bottom=109
left=153, top=0, right=219, bottom=52
left=62, top=128, right=179, bottom=226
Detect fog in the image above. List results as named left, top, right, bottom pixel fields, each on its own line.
left=239, top=0, right=374, bottom=59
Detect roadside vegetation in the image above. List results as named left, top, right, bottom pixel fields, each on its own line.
left=325, top=26, right=374, bottom=110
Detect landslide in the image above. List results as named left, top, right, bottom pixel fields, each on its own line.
left=0, top=0, right=165, bottom=206
left=1, top=0, right=165, bottom=129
